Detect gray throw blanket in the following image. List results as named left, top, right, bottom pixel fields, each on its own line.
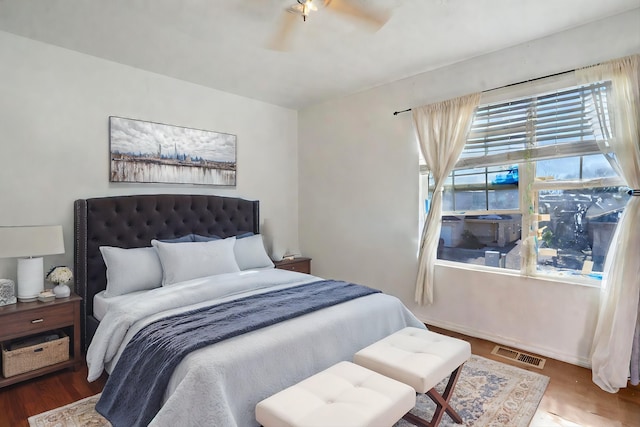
left=95, top=280, right=380, bottom=427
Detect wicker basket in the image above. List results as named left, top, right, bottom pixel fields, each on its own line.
left=1, top=331, right=69, bottom=378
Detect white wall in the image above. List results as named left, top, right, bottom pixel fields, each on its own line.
left=298, top=9, right=640, bottom=367
left=0, top=31, right=299, bottom=283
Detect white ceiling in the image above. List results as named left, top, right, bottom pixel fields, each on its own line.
left=0, top=0, right=638, bottom=109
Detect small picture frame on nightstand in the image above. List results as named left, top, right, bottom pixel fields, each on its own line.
left=0, top=279, right=17, bottom=306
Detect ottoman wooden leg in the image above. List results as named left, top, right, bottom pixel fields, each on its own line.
left=353, top=328, right=471, bottom=427
left=402, top=364, right=464, bottom=427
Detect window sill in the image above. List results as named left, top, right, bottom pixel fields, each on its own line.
left=434, top=259, right=602, bottom=289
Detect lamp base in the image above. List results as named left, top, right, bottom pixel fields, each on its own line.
left=17, top=257, right=44, bottom=302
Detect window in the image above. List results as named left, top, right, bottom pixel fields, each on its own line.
left=419, top=80, right=629, bottom=282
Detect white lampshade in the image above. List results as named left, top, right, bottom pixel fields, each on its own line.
left=0, top=225, right=65, bottom=301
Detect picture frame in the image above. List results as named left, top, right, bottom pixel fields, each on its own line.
left=109, top=116, right=237, bottom=186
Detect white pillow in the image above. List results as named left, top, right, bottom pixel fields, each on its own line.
left=151, top=237, right=240, bottom=286
left=234, top=234, right=275, bottom=270
left=99, top=246, right=163, bottom=297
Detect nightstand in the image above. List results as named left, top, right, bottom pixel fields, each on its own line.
left=0, top=293, right=82, bottom=388
left=274, top=257, right=312, bottom=274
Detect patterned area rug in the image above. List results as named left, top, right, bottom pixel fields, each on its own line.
left=28, top=355, right=548, bottom=427
left=28, top=394, right=110, bottom=427
left=395, top=355, right=549, bottom=426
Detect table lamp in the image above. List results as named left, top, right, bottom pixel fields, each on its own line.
left=0, top=225, right=65, bottom=302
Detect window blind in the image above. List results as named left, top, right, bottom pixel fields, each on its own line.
left=453, top=81, right=611, bottom=170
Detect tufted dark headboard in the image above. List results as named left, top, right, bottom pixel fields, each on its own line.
left=74, top=194, right=259, bottom=351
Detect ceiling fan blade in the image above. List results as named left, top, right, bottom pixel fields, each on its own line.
left=266, top=11, right=298, bottom=51
left=325, top=0, right=390, bottom=29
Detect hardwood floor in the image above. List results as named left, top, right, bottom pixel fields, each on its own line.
left=428, top=326, right=640, bottom=427
left=0, top=327, right=638, bottom=427
left=0, top=364, right=106, bottom=427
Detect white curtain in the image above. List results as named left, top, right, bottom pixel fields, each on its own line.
left=413, top=93, right=481, bottom=305
left=577, top=54, right=640, bottom=392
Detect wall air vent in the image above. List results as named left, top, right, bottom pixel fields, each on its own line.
left=491, top=345, right=546, bottom=369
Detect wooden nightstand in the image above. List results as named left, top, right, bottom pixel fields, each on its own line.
left=0, top=293, right=82, bottom=388
left=274, top=257, right=312, bottom=274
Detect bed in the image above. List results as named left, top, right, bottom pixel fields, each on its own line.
left=74, top=194, right=425, bottom=427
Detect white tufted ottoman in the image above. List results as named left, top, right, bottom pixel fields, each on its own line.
left=255, top=361, right=416, bottom=427
left=354, top=327, right=471, bottom=427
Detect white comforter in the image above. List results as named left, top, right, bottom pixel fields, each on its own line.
left=87, top=269, right=425, bottom=426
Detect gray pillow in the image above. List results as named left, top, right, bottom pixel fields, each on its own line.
left=99, top=246, right=163, bottom=297
left=159, top=234, right=195, bottom=243
left=151, top=238, right=240, bottom=286
left=192, top=232, right=253, bottom=242
left=192, top=234, right=222, bottom=242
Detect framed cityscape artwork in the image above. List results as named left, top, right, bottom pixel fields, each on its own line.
left=109, top=116, right=237, bottom=186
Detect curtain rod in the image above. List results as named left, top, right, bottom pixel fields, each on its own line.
left=392, top=68, right=574, bottom=116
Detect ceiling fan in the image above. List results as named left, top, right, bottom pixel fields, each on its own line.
left=267, top=0, right=391, bottom=50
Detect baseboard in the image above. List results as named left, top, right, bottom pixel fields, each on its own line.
left=418, top=316, right=592, bottom=369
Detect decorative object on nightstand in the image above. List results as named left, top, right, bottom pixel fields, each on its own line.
left=0, top=279, right=16, bottom=306
left=0, top=225, right=65, bottom=302
left=37, top=290, right=56, bottom=303
left=46, top=266, right=73, bottom=298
